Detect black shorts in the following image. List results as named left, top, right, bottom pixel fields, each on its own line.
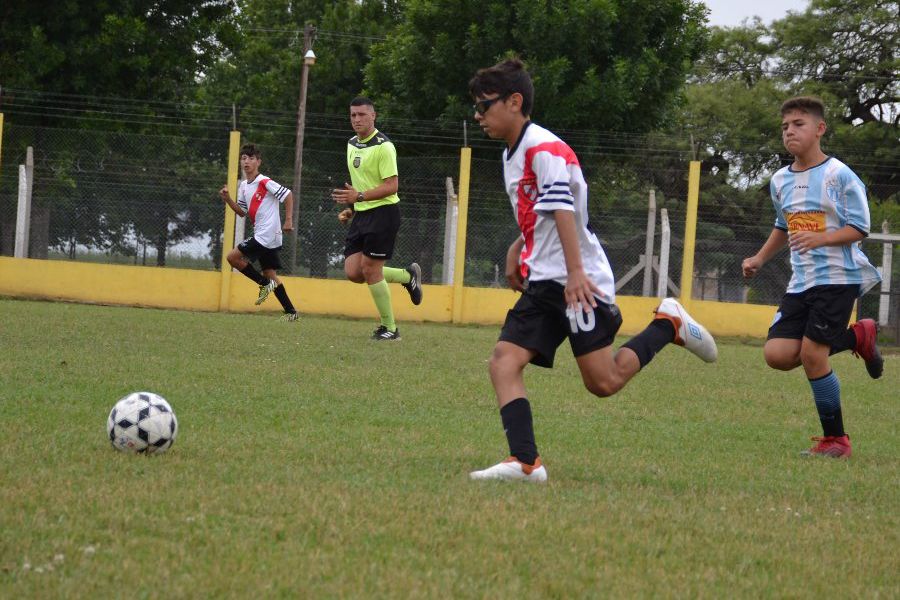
left=343, top=203, right=401, bottom=260
left=767, top=284, right=859, bottom=346
left=499, top=280, right=623, bottom=368
left=237, top=237, right=283, bottom=271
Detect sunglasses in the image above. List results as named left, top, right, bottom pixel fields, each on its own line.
left=473, top=94, right=509, bottom=115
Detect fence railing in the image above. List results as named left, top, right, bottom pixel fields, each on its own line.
left=2, top=116, right=897, bottom=343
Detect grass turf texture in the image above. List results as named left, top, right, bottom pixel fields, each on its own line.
left=0, top=298, right=897, bottom=597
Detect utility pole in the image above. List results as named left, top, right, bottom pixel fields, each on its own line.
left=289, top=24, right=317, bottom=273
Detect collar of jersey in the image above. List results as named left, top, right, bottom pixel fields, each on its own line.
left=506, top=121, right=532, bottom=159
left=358, top=129, right=379, bottom=144
left=788, top=155, right=832, bottom=173
left=244, top=172, right=262, bottom=183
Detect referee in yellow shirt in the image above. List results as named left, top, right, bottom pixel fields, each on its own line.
left=332, top=97, right=422, bottom=341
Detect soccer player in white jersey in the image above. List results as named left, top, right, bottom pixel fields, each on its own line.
left=467, top=58, right=718, bottom=483
left=742, top=97, right=883, bottom=458
left=218, top=143, right=299, bottom=320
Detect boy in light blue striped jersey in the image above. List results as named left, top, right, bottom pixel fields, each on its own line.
left=742, top=96, right=883, bottom=458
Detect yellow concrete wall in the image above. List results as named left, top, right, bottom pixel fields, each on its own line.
left=0, top=256, right=777, bottom=337
left=0, top=257, right=222, bottom=311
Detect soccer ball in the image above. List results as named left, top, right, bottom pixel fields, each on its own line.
left=107, top=392, right=178, bottom=454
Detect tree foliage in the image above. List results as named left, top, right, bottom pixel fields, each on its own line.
left=0, top=0, right=238, bottom=109
left=364, top=0, right=708, bottom=132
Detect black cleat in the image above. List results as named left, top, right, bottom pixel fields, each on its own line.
left=402, top=262, right=423, bottom=306
left=372, top=325, right=400, bottom=341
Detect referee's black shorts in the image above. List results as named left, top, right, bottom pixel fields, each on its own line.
left=343, top=203, right=400, bottom=260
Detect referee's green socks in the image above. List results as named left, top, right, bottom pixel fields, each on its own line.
left=368, top=279, right=396, bottom=330
left=383, top=267, right=411, bottom=285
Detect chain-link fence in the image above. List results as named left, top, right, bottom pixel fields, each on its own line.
left=0, top=124, right=229, bottom=269
left=2, top=116, right=897, bottom=343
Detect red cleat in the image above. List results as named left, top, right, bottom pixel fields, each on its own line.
left=800, top=435, right=852, bottom=458
left=851, top=319, right=883, bottom=379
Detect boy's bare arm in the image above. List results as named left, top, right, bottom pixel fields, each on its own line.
left=505, top=236, right=526, bottom=292
left=282, top=192, right=294, bottom=232
left=743, top=228, right=788, bottom=278
left=554, top=210, right=601, bottom=310
left=219, top=185, right=246, bottom=217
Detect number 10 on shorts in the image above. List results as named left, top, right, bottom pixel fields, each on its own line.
left=566, top=305, right=596, bottom=333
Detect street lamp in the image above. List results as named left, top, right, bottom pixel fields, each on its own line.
left=290, top=25, right=316, bottom=273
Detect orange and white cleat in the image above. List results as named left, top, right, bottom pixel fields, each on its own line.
left=654, top=298, right=718, bottom=363
left=469, top=456, right=548, bottom=482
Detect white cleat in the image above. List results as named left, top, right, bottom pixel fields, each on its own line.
left=654, top=298, right=718, bottom=363
left=469, top=457, right=548, bottom=483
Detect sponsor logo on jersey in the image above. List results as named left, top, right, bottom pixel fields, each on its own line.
left=786, top=210, right=826, bottom=232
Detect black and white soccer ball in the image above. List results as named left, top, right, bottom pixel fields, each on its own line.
left=107, top=392, right=178, bottom=454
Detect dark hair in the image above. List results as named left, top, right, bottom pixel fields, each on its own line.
left=240, top=143, right=261, bottom=158
left=780, top=96, right=825, bottom=120
left=468, top=58, right=534, bottom=117
left=350, top=96, right=375, bottom=109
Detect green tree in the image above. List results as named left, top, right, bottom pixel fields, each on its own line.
left=364, top=0, right=709, bottom=133
left=0, top=1, right=239, bottom=264
left=664, top=0, right=899, bottom=303
left=0, top=0, right=237, bottom=108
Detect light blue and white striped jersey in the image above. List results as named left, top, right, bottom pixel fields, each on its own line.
left=770, top=156, right=881, bottom=295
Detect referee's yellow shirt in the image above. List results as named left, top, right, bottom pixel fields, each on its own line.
left=346, top=129, right=399, bottom=212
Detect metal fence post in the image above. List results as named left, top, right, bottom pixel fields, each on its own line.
left=658, top=209, right=671, bottom=298
left=0, top=113, right=4, bottom=188
left=443, top=177, right=458, bottom=285
left=642, top=188, right=657, bottom=296
left=219, top=131, right=241, bottom=311
left=878, top=220, right=892, bottom=327
left=451, top=147, right=471, bottom=323
left=679, top=161, right=701, bottom=304
left=14, top=147, right=33, bottom=258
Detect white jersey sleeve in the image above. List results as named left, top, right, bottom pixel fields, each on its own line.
left=265, top=179, right=290, bottom=203
left=530, top=149, right=575, bottom=214
left=837, top=168, right=870, bottom=235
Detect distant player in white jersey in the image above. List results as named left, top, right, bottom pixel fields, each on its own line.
left=467, top=58, right=718, bottom=483
left=743, top=96, right=884, bottom=459
left=218, top=143, right=299, bottom=320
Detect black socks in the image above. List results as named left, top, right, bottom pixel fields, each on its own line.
left=501, top=398, right=538, bottom=466
left=622, top=319, right=676, bottom=369
left=274, top=284, right=295, bottom=314
left=239, top=264, right=269, bottom=286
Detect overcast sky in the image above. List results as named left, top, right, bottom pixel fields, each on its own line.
left=703, top=0, right=810, bottom=27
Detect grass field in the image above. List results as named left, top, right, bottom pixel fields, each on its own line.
left=0, top=298, right=897, bottom=598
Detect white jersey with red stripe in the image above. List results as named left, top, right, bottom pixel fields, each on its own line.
left=237, top=173, right=290, bottom=248
left=502, top=122, right=616, bottom=303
